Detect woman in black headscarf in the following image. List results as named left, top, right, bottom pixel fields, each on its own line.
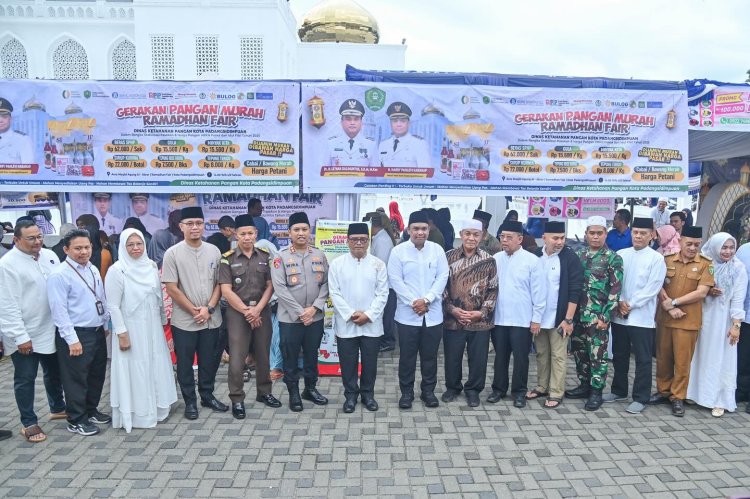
left=436, top=207, right=455, bottom=251
left=682, top=208, right=694, bottom=227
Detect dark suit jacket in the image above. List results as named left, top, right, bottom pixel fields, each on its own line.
left=533, top=245, right=584, bottom=326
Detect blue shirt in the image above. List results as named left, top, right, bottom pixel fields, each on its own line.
left=606, top=227, right=632, bottom=252
left=253, top=216, right=279, bottom=249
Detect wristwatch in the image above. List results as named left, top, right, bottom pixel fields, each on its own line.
left=671, top=299, right=678, bottom=308
left=563, top=318, right=574, bottom=325
left=423, top=297, right=431, bottom=306
left=207, top=306, right=216, bottom=315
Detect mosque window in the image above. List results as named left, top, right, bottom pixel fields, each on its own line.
left=53, top=39, right=89, bottom=79
left=1, top=38, right=29, bottom=79
left=112, top=39, right=136, bottom=80
left=195, top=35, right=219, bottom=77
left=150, top=35, right=174, bottom=80
left=240, top=37, right=263, bottom=80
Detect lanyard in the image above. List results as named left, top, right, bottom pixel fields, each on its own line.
left=65, top=260, right=98, bottom=298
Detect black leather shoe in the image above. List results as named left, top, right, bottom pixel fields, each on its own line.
left=420, top=392, right=439, bottom=408
left=343, top=397, right=357, bottom=413
left=184, top=402, right=199, bottom=420
left=672, top=399, right=685, bottom=417
left=564, top=384, right=591, bottom=399
left=441, top=390, right=458, bottom=403
left=584, top=388, right=603, bottom=411
left=361, top=396, right=378, bottom=411
left=232, top=402, right=246, bottom=419
left=466, top=392, right=480, bottom=407
left=379, top=344, right=395, bottom=353
left=201, top=398, right=229, bottom=412
left=746, top=402, right=750, bottom=414
left=301, top=387, right=328, bottom=405
left=288, top=386, right=303, bottom=412
left=486, top=391, right=505, bottom=404
left=398, top=394, right=413, bottom=409
left=256, top=394, right=282, bottom=408
left=513, top=395, right=526, bottom=408
left=648, top=392, right=671, bottom=405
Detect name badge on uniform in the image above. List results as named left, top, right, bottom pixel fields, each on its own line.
left=96, top=300, right=105, bottom=316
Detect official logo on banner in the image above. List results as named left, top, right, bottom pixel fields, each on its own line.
left=365, top=87, right=386, bottom=111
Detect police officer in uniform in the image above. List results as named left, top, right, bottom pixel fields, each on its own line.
left=328, top=99, right=376, bottom=167
left=378, top=102, right=432, bottom=168
left=219, top=214, right=281, bottom=419
left=649, top=225, right=714, bottom=417
left=270, top=212, right=330, bottom=411
left=0, top=98, right=34, bottom=165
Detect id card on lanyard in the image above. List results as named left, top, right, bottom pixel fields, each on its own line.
left=66, top=260, right=105, bottom=316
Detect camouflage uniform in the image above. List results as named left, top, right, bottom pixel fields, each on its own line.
left=573, top=247, right=623, bottom=389
left=478, top=233, right=501, bottom=255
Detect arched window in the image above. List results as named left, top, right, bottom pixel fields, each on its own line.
left=119, top=8, right=125, bottom=18
left=57, top=7, right=64, bottom=17
left=150, top=35, right=174, bottom=80
left=53, top=39, right=89, bottom=80
left=76, top=7, right=83, bottom=17
left=1, top=38, right=29, bottom=79
left=86, top=8, right=93, bottom=18
left=111, top=39, right=136, bottom=80
left=109, top=8, right=116, bottom=18
left=25, top=7, right=32, bottom=17
left=0, top=7, right=6, bottom=16
left=240, top=37, right=263, bottom=80
left=16, top=6, right=23, bottom=17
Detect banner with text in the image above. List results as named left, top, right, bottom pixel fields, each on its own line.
left=0, top=80, right=299, bottom=192
left=527, top=196, right=615, bottom=220
left=688, top=85, right=750, bottom=131
left=301, top=82, right=688, bottom=196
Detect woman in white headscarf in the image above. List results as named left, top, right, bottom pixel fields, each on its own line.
left=687, top=232, right=748, bottom=416
left=106, top=228, right=177, bottom=432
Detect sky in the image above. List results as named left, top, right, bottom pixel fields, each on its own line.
left=291, top=0, right=750, bottom=83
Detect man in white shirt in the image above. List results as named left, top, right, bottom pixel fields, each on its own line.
left=328, top=99, right=376, bottom=167
left=92, top=192, right=122, bottom=236
left=328, top=223, right=389, bottom=413
left=0, top=220, right=65, bottom=442
left=606, top=217, right=667, bottom=414
left=378, top=102, right=431, bottom=168
left=130, top=193, right=167, bottom=235
left=489, top=219, right=546, bottom=408
left=735, top=242, right=750, bottom=413
left=367, top=211, right=397, bottom=352
left=387, top=210, right=449, bottom=409
left=650, top=197, right=670, bottom=228
left=0, top=98, right=34, bottom=165
left=48, top=229, right=111, bottom=436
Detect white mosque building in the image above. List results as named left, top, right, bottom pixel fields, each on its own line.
left=0, top=0, right=406, bottom=80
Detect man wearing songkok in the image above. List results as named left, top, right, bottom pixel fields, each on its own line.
left=565, top=216, right=623, bottom=411
left=0, top=220, right=65, bottom=442
left=473, top=209, right=501, bottom=255
left=527, top=221, right=583, bottom=409
left=649, top=225, right=713, bottom=417
left=388, top=210, right=449, bottom=409
left=270, top=212, right=330, bottom=412
left=162, top=207, right=228, bottom=420
left=328, top=223, right=389, bottom=413
left=489, top=219, right=545, bottom=408
left=441, top=219, right=498, bottom=407
left=219, top=214, right=281, bottom=420
left=606, top=217, right=666, bottom=414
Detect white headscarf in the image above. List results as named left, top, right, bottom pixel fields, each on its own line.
left=117, top=228, right=161, bottom=313
left=701, top=232, right=736, bottom=293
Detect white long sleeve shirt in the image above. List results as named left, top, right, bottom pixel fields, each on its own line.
left=370, top=229, right=394, bottom=266
left=0, top=247, right=59, bottom=355
left=328, top=253, right=389, bottom=338
left=650, top=207, right=670, bottom=228
left=612, top=245, right=667, bottom=329
left=387, top=240, right=449, bottom=327
left=494, top=248, right=546, bottom=327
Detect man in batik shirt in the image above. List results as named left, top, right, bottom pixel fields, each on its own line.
left=565, top=215, right=623, bottom=411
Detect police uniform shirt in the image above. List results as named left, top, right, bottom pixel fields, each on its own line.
left=658, top=252, right=715, bottom=330
left=98, top=213, right=123, bottom=236
left=328, top=134, right=376, bottom=167
left=218, top=247, right=271, bottom=305
left=378, top=133, right=432, bottom=168
left=0, top=128, right=34, bottom=164
left=270, top=245, right=329, bottom=324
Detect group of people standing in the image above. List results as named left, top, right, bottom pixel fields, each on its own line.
left=0, top=199, right=747, bottom=444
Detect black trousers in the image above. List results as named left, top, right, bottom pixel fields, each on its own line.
left=611, top=323, right=653, bottom=404
left=280, top=320, right=324, bottom=388
left=380, top=289, right=397, bottom=348
left=444, top=329, right=490, bottom=395
left=172, top=326, right=220, bottom=405
left=55, top=326, right=107, bottom=425
left=737, top=322, right=750, bottom=402
left=491, top=325, right=532, bottom=396
left=337, top=335, right=380, bottom=399
left=397, top=320, right=442, bottom=396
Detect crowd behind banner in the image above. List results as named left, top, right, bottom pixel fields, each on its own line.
left=0, top=195, right=748, bottom=443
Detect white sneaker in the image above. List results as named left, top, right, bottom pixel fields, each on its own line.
left=602, top=393, right=628, bottom=403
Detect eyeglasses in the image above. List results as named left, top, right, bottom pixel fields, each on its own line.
left=22, top=235, right=44, bottom=242
left=181, top=221, right=204, bottom=228
left=126, top=242, right=144, bottom=248
left=349, top=237, right=369, bottom=245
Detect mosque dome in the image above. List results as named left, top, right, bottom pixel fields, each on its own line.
left=298, top=0, right=379, bottom=44
left=64, top=102, right=83, bottom=115
left=421, top=103, right=445, bottom=117
left=23, top=95, right=46, bottom=112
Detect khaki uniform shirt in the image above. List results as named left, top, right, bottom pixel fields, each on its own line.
left=270, top=246, right=329, bottom=324
left=218, top=247, right=271, bottom=305
left=658, top=252, right=715, bottom=331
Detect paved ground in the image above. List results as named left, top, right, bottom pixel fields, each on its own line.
left=0, top=348, right=749, bottom=498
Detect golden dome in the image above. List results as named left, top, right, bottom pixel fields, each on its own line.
left=299, top=0, right=379, bottom=44
left=23, top=95, right=46, bottom=112
left=421, top=103, right=445, bottom=117
left=65, top=102, right=83, bottom=115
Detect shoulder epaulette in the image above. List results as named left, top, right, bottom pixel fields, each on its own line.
left=257, top=246, right=269, bottom=254
left=222, top=249, right=234, bottom=257
left=14, top=130, right=27, bottom=136
left=664, top=251, right=677, bottom=257
left=328, top=135, right=337, bottom=140
left=413, top=134, right=424, bottom=140
left=700, top=254, right=713, bottom=261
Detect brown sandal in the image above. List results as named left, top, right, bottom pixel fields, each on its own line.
left=20, top=424, right=47, bottom=443
left=526, top=389, right=548, bottom=400
left=544, top=397, right=562, bottom=409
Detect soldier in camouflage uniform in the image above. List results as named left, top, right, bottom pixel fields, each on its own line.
left=565, top=216, right=623, bottom=411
